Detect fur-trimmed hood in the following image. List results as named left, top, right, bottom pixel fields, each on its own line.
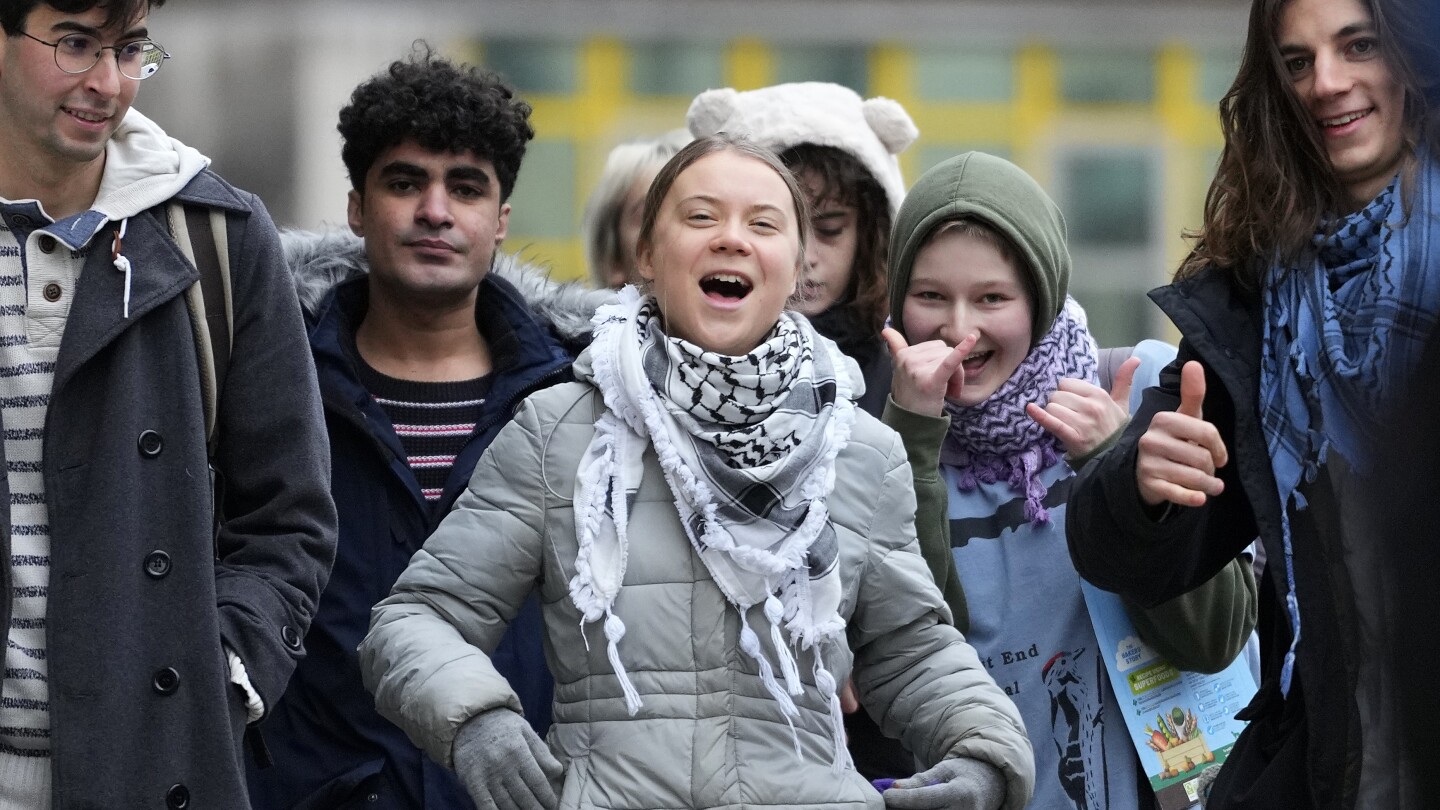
left=281, top=229, right=612, bottom=342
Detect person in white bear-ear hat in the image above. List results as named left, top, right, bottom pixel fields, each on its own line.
left=687, top=82, right=917, bottom=420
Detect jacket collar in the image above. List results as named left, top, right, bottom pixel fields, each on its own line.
left=1149, top=267, right=1263, bottom=386
left=310, top=270, right=572, bottom=462
left=42, top=171, right=250, bottom=394
left=170, top=170, right=253, bottom=214
left=53, top=204, right=201, bottom=394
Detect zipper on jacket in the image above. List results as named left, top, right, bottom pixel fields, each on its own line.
left=475, top=364, right=572, bottom=439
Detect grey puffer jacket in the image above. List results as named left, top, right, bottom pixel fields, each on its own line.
left=359, top=350, right=1035, bottom=810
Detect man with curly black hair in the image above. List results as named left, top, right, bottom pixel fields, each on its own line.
left=247, top=49, right=574, bottom=810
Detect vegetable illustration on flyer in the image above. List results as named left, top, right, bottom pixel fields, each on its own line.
left=1079, top=581, right=1258, bottom=810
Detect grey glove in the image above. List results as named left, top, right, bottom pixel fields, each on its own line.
left=882, top=757, right=1006, bottom=810
left=453, top=707, right=564, bottom=810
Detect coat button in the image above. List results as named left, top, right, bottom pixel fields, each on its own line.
left=138, top=430, right=163, bottom=458
left=42, top=282, right=63, bottom=302
left=152, top=667, right=180, bottom=695
left=144, top=550, right=172, bottom=579
left=166, top=784, right=190, bottom=809
left=12, top=214, right=31, bottom=228
left=37, top=235, right=57, bottom=254
left=281, top=625, right=303, bottom=651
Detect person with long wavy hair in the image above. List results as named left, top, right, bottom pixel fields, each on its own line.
left=1067, top=0, right=1440, bottom=807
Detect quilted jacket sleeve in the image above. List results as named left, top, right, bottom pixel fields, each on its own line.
left=359, top=395, right=550, bottom=767
left=847, top=429, right=1036, bottom=810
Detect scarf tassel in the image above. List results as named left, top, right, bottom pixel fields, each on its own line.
left=603, top=612, right=644, bottom=715
left=1016, top=447, right=1052, bottom=524
left=764, top=596, right=804, bottom=696
left=812, top=652, right=852, bottom=773
left=739, top=610, right=801, bottom=759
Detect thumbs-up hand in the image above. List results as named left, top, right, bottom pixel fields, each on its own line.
left=1135, top=361, right=1229, bottom=508
left=1025, top=356, right=1140, bottom=459
left=883, top=327, right=976, bottom=417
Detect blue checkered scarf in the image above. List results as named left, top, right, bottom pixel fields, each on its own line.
left=1260, top=155, right=1440, bottom=695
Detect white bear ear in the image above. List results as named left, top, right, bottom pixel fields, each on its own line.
left=687, top=88, right=740, bottom=138
left=862, top=97, right=919, bottom=155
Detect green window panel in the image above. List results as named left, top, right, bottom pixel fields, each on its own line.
left=1201, top=47, right=1241, bottom=105
left=483, top=40, right=576, bottom=94
left=773, top=44, right=868, bottom=94
left=1060, top=50, right=1154, bottom=104
left=630, top=42, right=725, bottom=97
left=1064, top=152, right=1153, bottom=246
left=914, top=47, right=1013, bottom=102
left=1069, top=286, right=1153, bottom=348
left=505, top=140, right=576, bottom=240
left=1203, top=147, right=1223, bottom=175
left=917, top=144, right=1012, bottom=177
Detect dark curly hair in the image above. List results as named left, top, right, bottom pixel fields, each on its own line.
left=1, top=0, right=164, bottom=35
left=779, top=143, right=892, bottom=336
left=338, top=45, right=534, bottom=201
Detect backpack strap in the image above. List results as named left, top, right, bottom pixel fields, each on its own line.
left=168, top=202, right=233, bottom=459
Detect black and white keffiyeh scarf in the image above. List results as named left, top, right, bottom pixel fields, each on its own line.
left=572, top=287, right=858, bottom=767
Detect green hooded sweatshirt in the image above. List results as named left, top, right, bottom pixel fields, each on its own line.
left=880, top=151, right=1257, bottom=671
left=887, top=151, right=1071, bottom=347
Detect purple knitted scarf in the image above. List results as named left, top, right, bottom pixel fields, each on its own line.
left=939, top=298, right=1098, bottom=524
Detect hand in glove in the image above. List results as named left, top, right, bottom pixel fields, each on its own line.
left=882, top=757, right=1005, bottom=810
left=453, top=707, right=564, bottom=810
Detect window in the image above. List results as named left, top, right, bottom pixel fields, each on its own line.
left=914, top=47, right=1013, bottom=102
left=1065, top=153, right=1153, bottom=246
left=917, top=144, right=1011, bottom=177
left=483, top=40, right=575, bottom=94
left=1056, top=147, right=1165, bottom=346
left=631, top=42, right=725, bottom=97
left=1060, top=49, right=1154, bottom=104
left=1200, top=48, right=1241, bottom=104
left=773, top=44, right=868, bottom=93
left=505, top=141, right=577, bottom=240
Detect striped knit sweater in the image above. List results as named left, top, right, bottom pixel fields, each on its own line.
left=0, top=208, right=85, bottom=801
left=356, top=362, right=492, bottom=505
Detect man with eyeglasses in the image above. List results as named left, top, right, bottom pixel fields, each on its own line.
left=0, top=1, right=337, bottom=808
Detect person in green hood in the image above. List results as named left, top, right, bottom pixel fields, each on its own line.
left=877, top=152, right=1259, bottom=810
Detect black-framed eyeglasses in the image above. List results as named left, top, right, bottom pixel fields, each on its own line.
left=20, top=31, right=169, bottom=80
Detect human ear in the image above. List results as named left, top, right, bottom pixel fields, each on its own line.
left=494, top=203, right=511, bottom=246
left=346, top=189, right=365, bottom=237
left=636, top=242, right=656, bottom=282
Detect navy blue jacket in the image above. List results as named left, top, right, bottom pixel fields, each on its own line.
left=248, top=272, right=573, bottom=809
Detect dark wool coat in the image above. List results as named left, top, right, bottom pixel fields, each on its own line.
left=0, top=170, right=337, bottom=808
left=1067, top=266, right=1361, bottom=810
